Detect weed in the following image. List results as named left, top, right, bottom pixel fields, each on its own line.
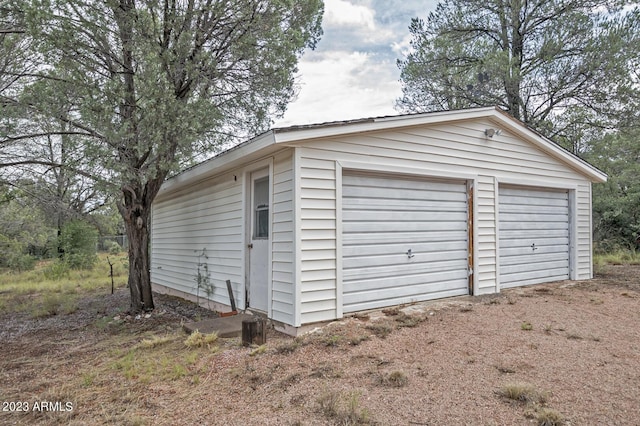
left=138, top=335, right=175, bottom=349
left=497, top=382, right=547, bottom=404
left=171, top=364, right=188, bottom=380
left=536, top=407, right=565, bottom=426
left=323, top=335, right=343, bottom=347
left=317, top=390, right=340, bottom=417
left=395, top=313, right=422, bottom=328
left=184, top=330, right=218, bottom=349
left=317, top=390, right=370, bottom=425
left=594, top=250, right=640, bottom=266
left=349, top=335, right=370, bottom=346
left=184, top=351, right=199, bottom=365
left=382, top=307, right=400, bottom=316
left=275, top=337, right=304, bottom=354
left=521, top=321, right=533, bottom=331
left=566, top=332, right=583, bottom=340
left=366, top=321, right=394, bottom=338
left=82, top=373, right=96, bottom=387
left=543, top=324, right=553, bottom=334
left=249, top=344, right=268, bottom=356
left=496, top=366, right=516, bottom=374
left=279, top=373, right=301, bottom=389
left=310, top=364, right=342, bottom=379
left=377, top=370, right=408, bottom=388
left=353, top=312, right=370, bottom=321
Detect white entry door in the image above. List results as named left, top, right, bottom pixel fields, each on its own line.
left=248, top=169, right=269, bottom=312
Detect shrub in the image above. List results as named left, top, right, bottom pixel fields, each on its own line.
left=59, top=220, right=99, bottom=269
left=106, top=240, right=122, bottom=255
left=43, top=260, right=71, bottom=280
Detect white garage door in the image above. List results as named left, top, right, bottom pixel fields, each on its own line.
left=342, top=172, right=470, bottom=313
left=499, top=186, right=570, bottom=288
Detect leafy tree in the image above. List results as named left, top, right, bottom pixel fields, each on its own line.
left=585, top=129, right=640, bottom=251
left=4, top=0, right=323, bottom=312
left=397, top=0, right=640, bottom=149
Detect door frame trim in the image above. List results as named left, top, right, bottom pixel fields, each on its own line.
left=244, top=159, right=273, bottom=316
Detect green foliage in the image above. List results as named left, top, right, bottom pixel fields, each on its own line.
left=397, top=0, right=640, bottom=147
left=43, top=260, right=71, bottom=280
left=4, top=0, right=324, bottom=311
left=0, top=191, right=56, bottom=270
left=586, top=130, right=640, bottom=252
left=59, top=220, right=99, bottom=270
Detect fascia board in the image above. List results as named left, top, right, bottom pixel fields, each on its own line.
left=157, top=131, right=277, bottom=197
left=272, top=106, right=498, bottom=144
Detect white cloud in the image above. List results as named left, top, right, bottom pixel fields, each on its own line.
left=274, top=50, right=400, bottom=126
left=324, top=0, right=376, bottom=30
left=323, top=0, right=393, bottom=44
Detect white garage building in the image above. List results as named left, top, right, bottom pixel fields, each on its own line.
left=150, top=107, right=607, bottom=334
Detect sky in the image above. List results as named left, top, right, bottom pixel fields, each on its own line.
left=273, top=0, right=439, bottom=127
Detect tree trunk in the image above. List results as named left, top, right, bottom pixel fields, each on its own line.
left=124, top=206, right=154, bottom=312
left=118, top=176, right=166, bottom=313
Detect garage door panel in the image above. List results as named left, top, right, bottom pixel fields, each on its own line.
left=501, top=268, right=570, bottom=288
left=499, top=185, right=570, bottom=287
left=344, top=257, right=469, bottom=281
left=343, top=173, right=469, bottom=312
left=344, top=230, right=467, bottom=245
left=343, top=240, right=468, bottom=257
left=499, top=236, right=569, bottom=249
left=345, top=198, right=467, bottom=211
left=344, top=267, right=469, bottom=292
left=344, top=174, right=465, bottom=191
left=501, top=259, right=569, bottom=274
left=500, top=213, right=569, bottom=223
left=500, top=204, right=570, bottom=214
left=500, top=246, right=570, bottom=259
left=344, top=221, right=468, bottom=233
left=343, top=210, right=468, bottom=222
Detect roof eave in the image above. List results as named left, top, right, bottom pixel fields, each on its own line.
left=157, top=131, right=277, bottom=197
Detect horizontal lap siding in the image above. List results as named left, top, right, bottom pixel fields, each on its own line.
left=476, top=176, right=497, bottom=294
left=576, top=183, right=592, bottom=279
left=272, top=151, right=295, bottom=324
left=151, top=176, right=244, bottom=307
left=297, top=119, right=592, bottom=303
left=299, top=156, right=337, bottom=324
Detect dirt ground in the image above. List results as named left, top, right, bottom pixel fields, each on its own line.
left=1, top=265, right=639, bottom=425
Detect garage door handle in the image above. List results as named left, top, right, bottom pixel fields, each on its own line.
left=248, top=243, right=253, bottom=249
left=406, top=249, right=415, bottom=258
left=531, top=243, right=538, bottom=251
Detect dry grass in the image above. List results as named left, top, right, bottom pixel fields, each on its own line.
left=183, top=330, right=218, bottom=349
left=1, top=263, right=639, bottom=425
left=377, top=370, right=409, bottom=388
left=497, top=382, right=547, bottom=404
